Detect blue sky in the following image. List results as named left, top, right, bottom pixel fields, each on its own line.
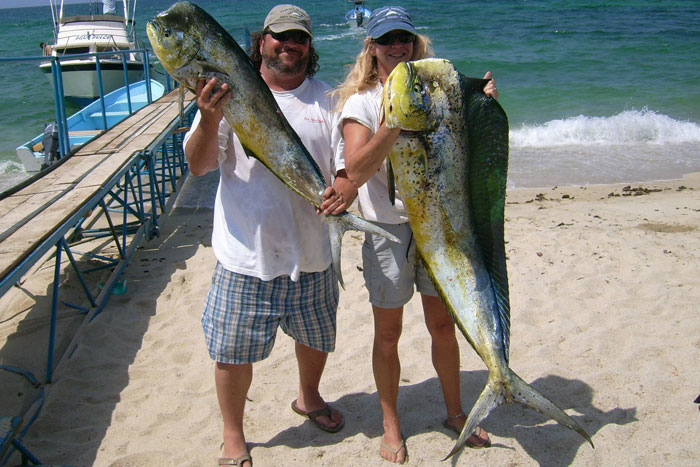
left=2, top=0, right=87, bottom=9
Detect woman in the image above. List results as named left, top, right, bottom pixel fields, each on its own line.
left=328, top=6, right=497, bottom=464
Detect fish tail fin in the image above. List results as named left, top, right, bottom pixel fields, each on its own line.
left=444, top=369, right=594, bottom=460
left=327, top=212, right=402, bottom=289
left=507, top=370, right=594, bottom=448
left=327, top=220, right=346, bottom=290
left=443, top=377, right=503, bottom=460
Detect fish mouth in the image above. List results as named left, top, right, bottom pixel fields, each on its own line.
left=146, top=20, right=158, bottom=44
left=146, top=19, right=162, bottom=39
left=147, top=19, right=201, bottom=73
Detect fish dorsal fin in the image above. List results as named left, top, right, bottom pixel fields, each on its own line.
left=460, top=73, right=512, bottom=360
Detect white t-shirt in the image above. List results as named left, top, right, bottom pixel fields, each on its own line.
left=334, top=83, right=407, bottom=224
left=184, top=77, right=337, bottom=281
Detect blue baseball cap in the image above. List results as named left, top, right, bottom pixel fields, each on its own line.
left=366, top=6, right=416, bottom=39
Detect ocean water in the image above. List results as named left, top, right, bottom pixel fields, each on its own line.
left=1, top=0, right=699, bottom=191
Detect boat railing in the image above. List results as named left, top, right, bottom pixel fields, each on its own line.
left=58, top=14, right=135, bottom=26
left=1, top=48, right=157, bottom=162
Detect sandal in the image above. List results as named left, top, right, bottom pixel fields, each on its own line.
left=443, top=414, right=492, bottom=449
left=218, top=453, right=252, bottom=466
left=380, top=436, right=408, bottom=464
left=291, top=400, right=345, bottom=433
left=219, top=442, right=252, bottom=466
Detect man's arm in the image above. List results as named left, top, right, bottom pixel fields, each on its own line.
left=184, top=78, right=232, bottom=176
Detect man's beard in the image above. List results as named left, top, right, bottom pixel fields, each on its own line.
left=262, top=48, right=308, bottom=75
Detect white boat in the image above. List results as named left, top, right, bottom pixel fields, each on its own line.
left=16, top=79, right=165, bottom=173
left=345, top=1, right=372, bottom=28
left=39, top=0, right=149, bottom=104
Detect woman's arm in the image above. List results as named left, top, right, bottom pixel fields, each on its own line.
left=318, top=117, right=398, bottom=215
left=343, top=119, right=401, bottom=188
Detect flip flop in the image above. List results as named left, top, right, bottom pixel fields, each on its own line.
left=291, top=400, right=345, bottom=433
left=442, top=421, right=492, bottom=449
left=380, top=436, right=408, bottom=464
left=218, top=453, right=252, bottom=466
left=218, top=444, right=252, bottom=467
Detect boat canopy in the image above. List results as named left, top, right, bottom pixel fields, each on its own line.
left=102, top=0, right=116, bottom=15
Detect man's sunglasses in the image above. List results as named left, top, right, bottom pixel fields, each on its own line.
left=265, top=29, right=310, bottom=44
left=373, top=31, right=416, bottom=46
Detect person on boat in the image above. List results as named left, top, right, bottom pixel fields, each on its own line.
left=39, top=42, right=52, bottom=56
left=323, top=6, right=498, bottom=464
left=183, top=5, right=349, bottom=467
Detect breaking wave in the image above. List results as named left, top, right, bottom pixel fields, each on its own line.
left=510, top=109, right=700, bottom=148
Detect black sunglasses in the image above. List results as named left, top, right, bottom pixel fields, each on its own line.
left=265, top=29, right=310, bottom=45
left=373, top=31, right=416, bottom=46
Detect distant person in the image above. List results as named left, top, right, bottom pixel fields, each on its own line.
left=326, top=6, right=497, bottom=464
left=183, top=5, right=350, bottom=467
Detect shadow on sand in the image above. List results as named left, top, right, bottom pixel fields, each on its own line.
left=258, top=371, right=636, bottom=465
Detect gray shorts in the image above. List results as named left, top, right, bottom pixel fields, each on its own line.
left=202, top=262, right=339, bottom=364
left=362, top=222, right=438, bottom=309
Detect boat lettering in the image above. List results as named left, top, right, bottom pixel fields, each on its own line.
left=75, top=34, right=113, bottom=41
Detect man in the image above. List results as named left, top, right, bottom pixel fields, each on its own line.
left=183, top=5, right=349, bottom=466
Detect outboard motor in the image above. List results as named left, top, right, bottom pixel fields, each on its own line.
left=41, top=121, right=59, bottom=170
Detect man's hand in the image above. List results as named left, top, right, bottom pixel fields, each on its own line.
left=195, top=78, right=231, bottom=130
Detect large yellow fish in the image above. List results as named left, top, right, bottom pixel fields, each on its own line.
left=384, top=58, right=594, bottom=458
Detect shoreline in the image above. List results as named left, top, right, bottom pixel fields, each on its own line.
left=1, top=171, right=699, bottom=465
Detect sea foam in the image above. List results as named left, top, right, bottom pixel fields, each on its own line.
left=510, top=109, right=700, bottom=147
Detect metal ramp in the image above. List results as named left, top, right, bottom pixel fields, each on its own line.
left=0, top=88, right=196, bottom=465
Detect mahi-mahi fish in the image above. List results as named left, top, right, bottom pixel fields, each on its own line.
left=146, top=1, right=400, bottom=286
left=383, top=58, right=594, bottom=458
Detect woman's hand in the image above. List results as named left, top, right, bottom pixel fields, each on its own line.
left=483, top=71, right=498, bottom=99
left=318, top=171, right=358, bottom=216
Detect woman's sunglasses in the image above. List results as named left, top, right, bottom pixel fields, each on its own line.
left=265, top=29, right=310, bottom=45
left=373, top=31, right=416, bottom=46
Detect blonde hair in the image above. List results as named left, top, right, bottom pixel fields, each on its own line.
left=332, top=34, right=433, bottom=112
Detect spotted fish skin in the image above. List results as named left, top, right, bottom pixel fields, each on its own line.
left=384, top=58, right=593, bottom=458
left=147, top=1, right=400, bottom=286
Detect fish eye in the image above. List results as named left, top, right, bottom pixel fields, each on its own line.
left=413, top=83, right=422, bottom=93
left=163, top=27, right=172, bottom=38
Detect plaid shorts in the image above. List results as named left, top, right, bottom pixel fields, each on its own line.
left=202, top=262, right=339, bottom=364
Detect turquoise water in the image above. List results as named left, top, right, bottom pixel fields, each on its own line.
left=1, top=0, right=699, bottom=190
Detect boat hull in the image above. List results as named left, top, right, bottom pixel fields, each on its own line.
left=40, top=60, right=147, bottom=104
left=16, top=79, right=165, bottom=172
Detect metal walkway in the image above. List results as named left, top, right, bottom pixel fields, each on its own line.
left=0, top=88, right=196, bottom=465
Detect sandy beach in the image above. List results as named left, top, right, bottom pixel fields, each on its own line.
left=2, top=170, right=699, bottom=466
